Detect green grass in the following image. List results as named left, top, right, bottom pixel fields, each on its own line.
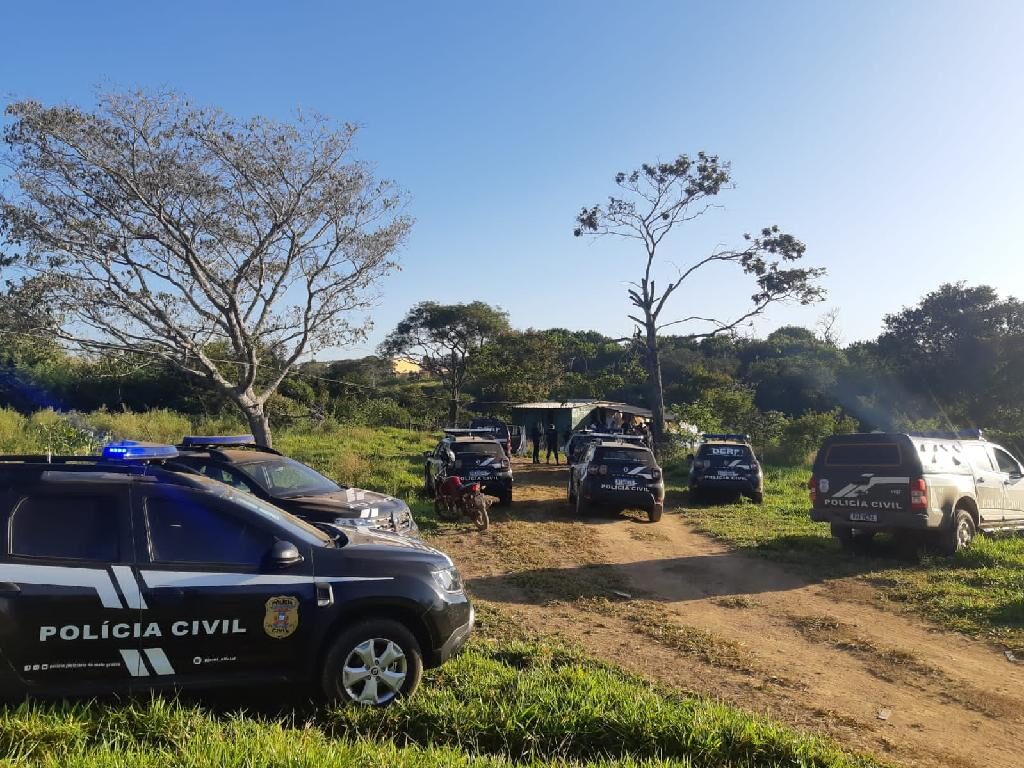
left=666, top=463, right=1024, bottom=652
left=0, top=622, right=882, bottom=768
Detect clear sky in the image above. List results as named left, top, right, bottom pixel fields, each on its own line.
left=2, top=1, right=1022, bottom=356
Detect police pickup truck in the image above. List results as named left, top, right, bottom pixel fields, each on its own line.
left=688, top=434, right=764, bottom=504
left=0, top=442, right=472, bottom=704
left=568, top=441, right=664, bottom=522
left=810, top=430, right=1024, bottom=554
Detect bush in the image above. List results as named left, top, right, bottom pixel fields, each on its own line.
left=77, top=408, right=193, bottom=444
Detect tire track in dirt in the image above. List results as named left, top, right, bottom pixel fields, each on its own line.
left=430, top=461, right=1024, bottom=768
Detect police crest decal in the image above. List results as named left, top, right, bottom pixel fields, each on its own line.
left=263, top=596, right=300, bottom=639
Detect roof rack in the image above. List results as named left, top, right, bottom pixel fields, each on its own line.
left=702, top=433, right=751, bottom=444
left=177, top=435, right=282, bottom=456
left=443, top=428, right=497, bottom=436
left=907, top=429, right=985, bottom=440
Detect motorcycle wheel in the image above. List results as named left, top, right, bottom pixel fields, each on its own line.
left=435, top=496, right=460, bottom=521
left=471, top=493, right=490, bottom=531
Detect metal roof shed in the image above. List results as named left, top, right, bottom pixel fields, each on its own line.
left=510, top=400, right=653, bottom=435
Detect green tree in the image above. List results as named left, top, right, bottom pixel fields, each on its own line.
left=574, top=153, right=824, bottom=442
left=379, top=301, right=510, bottom=424
left=1, top=90, right=410, bottom=446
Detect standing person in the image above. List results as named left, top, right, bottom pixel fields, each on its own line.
left=546, top=423, right=560, bottom=465
left=611, top=411, right=624, bottom=433
left=530, top=420, right=543, bottom=464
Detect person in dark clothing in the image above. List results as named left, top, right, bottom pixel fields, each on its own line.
left=546, top=423, right=560, bottom=464
left=530, top=421, right=543, bottom=464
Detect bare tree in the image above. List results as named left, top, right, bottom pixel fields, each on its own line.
left=1, top=91, right=411, bottom=445
left=574, top=153, right=824, bottom=440
left=816, top=307, right=843, bottom=347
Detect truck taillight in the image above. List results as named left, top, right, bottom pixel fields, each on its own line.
left=809, top=475, right=817, bottom=504
left=910, top=478, right=927, bottom=510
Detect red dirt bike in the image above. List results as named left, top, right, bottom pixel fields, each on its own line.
left=434, top=475, right=490, bottom=531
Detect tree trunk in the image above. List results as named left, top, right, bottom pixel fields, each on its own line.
left=447, top=395, right=459, bottom=426
left=241, top=401, right=273, bottom=448
left=644, top=320, right=667, bottom=443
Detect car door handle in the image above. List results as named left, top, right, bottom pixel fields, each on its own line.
left=0, top=582, right=21, bottom=594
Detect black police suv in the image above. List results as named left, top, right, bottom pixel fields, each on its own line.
left=568, top=441, right=664, bottom=522
left=688, top=434, right=764, bottom=504
left=0, top=442, right=472, bottom=705
left=167, top=436, right=417, bottom=536
left=424, top=431, right=513, bottom=506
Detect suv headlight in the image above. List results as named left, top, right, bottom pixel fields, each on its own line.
left=432, top=566, right=463, bottom=593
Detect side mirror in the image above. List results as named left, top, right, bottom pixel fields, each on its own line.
left=269, top=540, right=303, bottom=568
left=423, top=451, right=432, bottom=459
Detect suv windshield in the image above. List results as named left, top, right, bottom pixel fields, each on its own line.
left=235, top=457, right=341, bottom=498
left=454, top=442, right=504, bottom=458
left=187, top=475, right=334, bottom=546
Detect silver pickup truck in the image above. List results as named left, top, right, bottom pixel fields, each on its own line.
left=809, top=430, right=1024, bottom=554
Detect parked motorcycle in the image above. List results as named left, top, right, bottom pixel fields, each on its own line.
left=434, top=475, right=490, bottom=531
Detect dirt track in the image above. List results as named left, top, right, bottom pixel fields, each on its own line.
left=430, top=461, right=1024, bottom=768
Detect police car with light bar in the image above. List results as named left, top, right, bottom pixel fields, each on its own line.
left=568, top=440, right=664, bottom=522
left=0, top=442, right=472, bottom=705
left=165, top=435, right=417, bottom=536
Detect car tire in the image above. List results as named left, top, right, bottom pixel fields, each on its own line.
left=647, top=503, right=663, bottom=523
left=941, top=508, right=976, bottom=556
left=575, top=489, right=589, bottom=516
left=499, top=489, right=513, bottom=507
left=321, top=618, right=424, bottom=706
left=567, top=478, right=575, bottom=504
left=689, top=488, right=702, bottom=505
left=831, top=524, right=856, bottom=551
left=424, top=468, right=435, bottom=497
left=750, top=491, right=764, bottom=504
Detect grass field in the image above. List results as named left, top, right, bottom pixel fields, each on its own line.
left=0, top=409, right=883, bottom=767
left=0, top=605, right=883, bottom=768
left=668, top=464, right=1024, bottom=652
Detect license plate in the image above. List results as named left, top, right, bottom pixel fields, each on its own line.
left=614, top=478, right=637, bottom=489
left=468, top=470, right=490, bottom=479
left=849, top=512, right=878, bottom=522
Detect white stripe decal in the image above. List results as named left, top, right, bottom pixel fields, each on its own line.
left=0, top=564, right=122, bottom=609
left=140, top=571, right=394, bottom=590
left=120, top=649, right=148, bottom=677
left=140, top=571, right=314, bottom=589
left=144, top=648, right=175, bottom=676
left=111, top=566, right=148, bottom=610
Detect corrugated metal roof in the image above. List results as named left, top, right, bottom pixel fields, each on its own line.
left=512, top=400, right=597, bottom=409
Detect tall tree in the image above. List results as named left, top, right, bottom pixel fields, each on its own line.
left=574, top=153, right=824, bottom=440
left=0, top=91, right=410, bottom=445
left=379, top=301, right=510, bottom=424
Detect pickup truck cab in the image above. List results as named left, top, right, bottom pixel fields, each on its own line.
left=809, top=430, right=1024, bottom=554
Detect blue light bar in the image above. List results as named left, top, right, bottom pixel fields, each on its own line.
left=181, top=435, right=256, bottom=448
left=102, top=441, right=179, bottom=461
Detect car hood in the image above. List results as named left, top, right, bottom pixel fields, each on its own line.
left=319, top=525, right=453, bottom=569
left=277, top=487, right=408, bottom=520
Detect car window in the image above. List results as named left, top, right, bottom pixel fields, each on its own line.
left=10, top=493, right=121, bottom=562
left=194, top=463, right=256, bottom=492
left=453, top=442, right=503, bottom=458
left=992, top=447, right=1021, bottom=475
left=966, top=444, right=995, bottom=472
left=146, top=495, right=276, bottom=566
left=234, top=458, right=340, bottom=498
left=825, top=443, right=900, bottom=467
left=595, top=448, right=655, bottom=466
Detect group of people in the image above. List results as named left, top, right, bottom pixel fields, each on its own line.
left=529, top=411, right=653, bottom=465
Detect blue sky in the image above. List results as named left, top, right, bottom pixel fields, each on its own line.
left=2, top=1, right=1022, bottom=356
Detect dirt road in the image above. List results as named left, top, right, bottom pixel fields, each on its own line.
left=430, top=461, right=1024, bottom=768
